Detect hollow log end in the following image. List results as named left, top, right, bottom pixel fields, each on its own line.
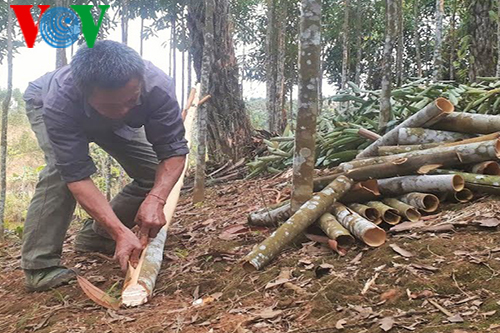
left=435, top=97, right=454, bottom=114
left=452, top=175, right=465, bottom=191
left=406, top=208, right=422, bottom=222
left=362, top=228, right=386, bottom=247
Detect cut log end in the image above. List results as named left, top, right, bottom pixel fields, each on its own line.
left=383, top=209, right=401, bottom=225
left=452, top=175, right=465, bottom=191
left=478, top=162, right=500, bottom=175
left=337, top=234, right=356, bottom=247
left=363, top=227, right=386, bottom=247
left=405, top=208, right=422, bottom=222
left=435, top=97, right=454, bottom=114
left=121, top=284, right=149, bottom=307
left=421, top=194, right=440, bottom=212
left=454, top=189, right=474, bottom=203
left=364, top=207, right=381, bottom=222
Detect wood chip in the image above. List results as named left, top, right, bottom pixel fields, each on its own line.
left=390, top=244, right=414, bottom=258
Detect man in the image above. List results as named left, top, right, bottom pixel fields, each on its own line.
left=22, top=40, right=188, bottom=291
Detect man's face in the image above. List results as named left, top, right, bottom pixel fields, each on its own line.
left=88, top=77, right=142, bottom=120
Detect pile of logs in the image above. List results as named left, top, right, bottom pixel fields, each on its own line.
left=243, top=98, right=500, bottom=270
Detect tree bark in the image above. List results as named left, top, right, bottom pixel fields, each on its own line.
left=187, top=0, right=253, bottom=161
left=121, top=0, right=129, bottom=45
left=291, top=0, right=322, bottom=212
left=433, top=169, right=500, bottom=187
left=398, top=192, right=440, bottom=212
left=449, top=0, right=457, bottom=80
left=432, top=112, right=500, bottom=134
left=379, top=0, right=397, bottom=131
left=433, top=0, right=444, bottom=81
left=243, top=176, right=353, bottom=271
left=397, top=127, right=473, bottom=145
left=341, top=0, right=350, bottom=90
left=497, top=0, right=500, bottom=77
left=378, top=174, right=465, bottom=196
left=395, top=0, right=404, bottom=86
left=192, top=0, right=215, bottom=204
left=413, top=0, right=423, bottom=77
left=0, top=0, right=13, bottom=242
left=172, top=14, right=177, bottom=89
left=140, top=16, right=144, bottom=56
left=469, top=0, right=496, bottom=81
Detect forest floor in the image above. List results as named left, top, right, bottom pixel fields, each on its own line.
left=2, top=173, right=500, bottom=333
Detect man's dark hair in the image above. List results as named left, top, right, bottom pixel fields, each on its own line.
left=71, top=40, right=145, bottom=92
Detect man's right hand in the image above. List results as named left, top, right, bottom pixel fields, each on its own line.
left=114, top=229, right=144, bottom=272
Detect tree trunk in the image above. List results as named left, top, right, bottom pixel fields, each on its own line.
left=291, top=0, right=322, bottom=212
left=341, top=0, right=350, bottom=90
left=378, top=174, right=465, bottom=196
left=497, top=0, right=500, bottom=77
left=379, top=0, right=396, bottom=131
left=397, top=127, right=473, bottom=145
left=121, top=0, right=129, bottom=45
left=192, top=0, right=215, bottom=204
left=433, top=0, right=444, bottom=81
left=0, top=0, right=13, bottom=242
left=172, top=15, right=177, bottom=89
left=187, top=0, right=253, bottom=162
left=469, top=0, right=496, bottom=81
left=449, top=0, right=457, bottom=80
left=395, top=0, right=404, bottom=87
left=354, top=0, right=363, bottom=86
left=413, top=0, right=423, bottom=77
left=399, top=192, right=440, bottom=212
left=182, top=50, right=186, bottom=108
left=140, top=16, right=144, bottom=56
left=188, top=51, right=193, bottom=92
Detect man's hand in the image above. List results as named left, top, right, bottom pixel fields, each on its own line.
left=114, top=228, right=144, bottom=272
left=134, top=195, right=167, bottom=246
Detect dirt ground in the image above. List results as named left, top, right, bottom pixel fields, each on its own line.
left=2, top=174, right=500, bottom=333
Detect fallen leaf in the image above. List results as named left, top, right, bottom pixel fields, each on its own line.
left=379, top=317, right=395, bottom=332
left=389, top=221, right=426, bottom=233
left=254, top=308, right=283, bottom=320
left=77, top=276, right=121, bottom=310
left=447, top=314, right=464, bottom=323
left=335, top=319, right=347, bottom=329
left=265, top=269, right=292, bottom=289
left=409, top=264, right=439, bottom=272
left=390, top=244, right=414, bottom=258
left=350, top=252, right=363, bottom=265
left=482, top=310, right=497, bottom=317
left=477, top=218, right=500, bottom=228
left=219, top=224, right=250, bottom=241
left=380, top=289, right=400, bottom=302
left=107, top=310, right=136, bottom=323
left=409, top=289, right=434, bottom=299
left=424, top=224, right=455, bottom=233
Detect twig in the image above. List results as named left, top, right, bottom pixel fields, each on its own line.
left=361, top=272, right=379, bottom=295
left=428, top=299, right=454, bottom=317
left=452, top=270, right=470, bottom=298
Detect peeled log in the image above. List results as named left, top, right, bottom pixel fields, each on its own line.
left=243, top=176, right=353, bottom=271
left=330, top=203, right=386, bottom=247
left=432, top=113, right=500, bottom=134
left=382, top=198, right=421, bottom=222
left=378, top=175, right=465, bottom=197
left=339, top=139, right=500, bottom=172
left=357, top=98, right=454, bottom=158
left=348, top=203, right=382, bottom=224
left=366, top=201, right=401, bottom=225
left=248, top=201, right=291, bottom=227
left=378, top=132, right=500, bottom=156
left=398, top=192, right=440, bottom=213
left=466, top=183, right=500, bottom=195
left=398, top=128, right=473, bottom=145
left=318, top=213, right=355, bottom=247
left=469, top=161, right=500, bottom=175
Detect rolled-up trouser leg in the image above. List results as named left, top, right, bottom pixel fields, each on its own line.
left=21, top=105, right=76, bottom=270
left=92, top=129, right=158, bottom=238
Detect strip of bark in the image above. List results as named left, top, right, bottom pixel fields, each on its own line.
left=366, top=201, right=401, bottom=225
left=318, top=213, right=355, bottom=247
left=358, top=98, right=454, bottom=158
left=330, top=203, right=386, bottom=247
left=398, top=127, right=473, bottom=145
left=243, top=176, right=353, bottom=271
left=398, top=192, right=440, bottom=213
left=378, top=175, right=465, bottom=197
left=383, top=198, right=421, bottom=222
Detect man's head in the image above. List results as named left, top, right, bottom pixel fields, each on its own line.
left=71, top=40, right=145, bottom=120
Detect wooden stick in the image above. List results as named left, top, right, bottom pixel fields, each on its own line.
left=121, top=84, right=200, bottom=307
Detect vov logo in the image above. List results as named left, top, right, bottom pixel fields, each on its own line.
left=10, top=5, right=110, bottom=48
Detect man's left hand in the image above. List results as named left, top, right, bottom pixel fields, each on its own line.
left=135, top=195, right=167, bottom=246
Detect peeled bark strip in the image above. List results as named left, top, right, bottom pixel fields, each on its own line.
left=398, top=192, right=440, bottom=213
left=243, top=176, right=353, bottom=271
left=382, top=198, right=421, bottom=222
left=398, top=128, right=473, bottom=145
left=432, top=113, right=500, bottom=134
left=433, top=170, right=500, bottom=187
left=378, top=175, right=465, bottom=197
left=366, top=201, right=401, bottom=225
left=341, top=180, right=381, bottom=203
left=348, top=203, right=382, bottom=225
left=248, top=201, right=291, bottom=227
left=469, top=161, right=500, bottom=175
left=330, top=203, right=386, bottom=247
left=340, top=139, right=500, bottom=172
left=358, top=128, right=382, bottom=141
left=318, top=213, right=355, bottom=247
left=121, top=85, right=199, bottom=307
left=358, top=98, right=454, bottom=158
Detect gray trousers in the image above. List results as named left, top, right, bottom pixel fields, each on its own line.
left=21, top=105, right=158, bottom=270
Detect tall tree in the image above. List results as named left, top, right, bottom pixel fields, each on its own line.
left=497, top=0, right=500, bottom=77
left=193, top=0, right=215, bottom=204
left=121, top=0, right=129, bottom=45
left=413, top=0, right=423, bottom=77
left=468, top=0, right=496, bottom=81
left=395, top=0, right=404, bottom=86
left=449, top=0, right=457, bottom=80
left=433, top=0, right=444, bottom=80
left=266, top=0, right=287, bottom=133
left=0, top=0, right=13, bottom=241
left=379, top=0, right=396, bottom=131
left=341, top=0, right=350, bottom=90
left=354, top=0, right=363, bottom=86
left=291, top=0, right=321, bottom=212
left=187, top=0, right=253, bottom=162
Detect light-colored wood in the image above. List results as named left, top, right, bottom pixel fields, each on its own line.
left=121, top=84, right=200, bottom=307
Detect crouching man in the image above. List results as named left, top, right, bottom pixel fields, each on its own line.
left=21, top=40, right=188, bottom=291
